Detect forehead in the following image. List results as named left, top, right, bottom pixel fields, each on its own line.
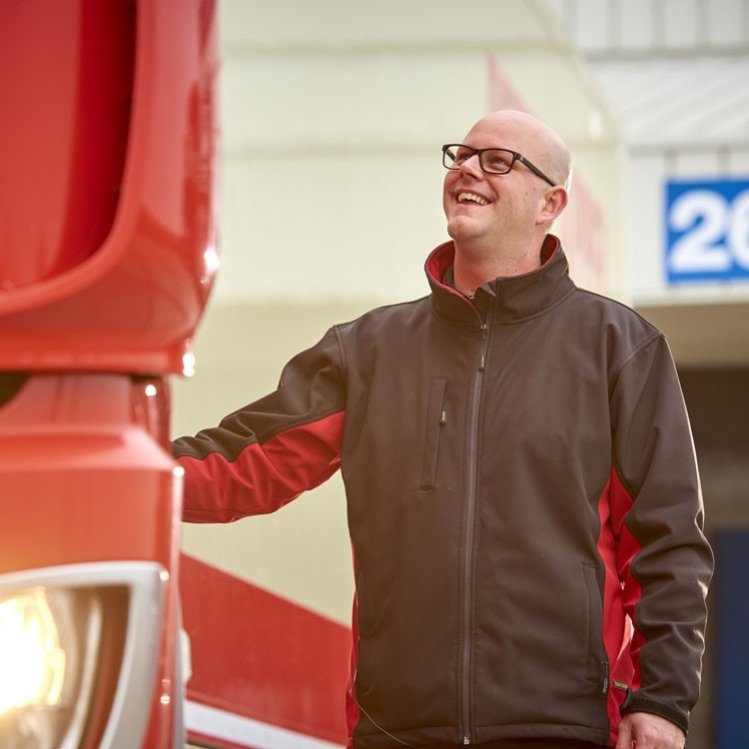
left=463, top=116, right=535, bottom=155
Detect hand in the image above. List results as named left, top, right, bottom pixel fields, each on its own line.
left=616, top=712, right=685, bottom=749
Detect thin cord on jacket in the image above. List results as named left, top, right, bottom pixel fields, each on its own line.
left=349, top=678, right=417, bottom=748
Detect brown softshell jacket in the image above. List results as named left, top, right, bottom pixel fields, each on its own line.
left=173, top=235, right=713, bottom=749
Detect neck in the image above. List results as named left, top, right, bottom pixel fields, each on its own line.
left=452, top=237, right=546, bottom=296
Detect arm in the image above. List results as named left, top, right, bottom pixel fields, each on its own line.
left=610, top=334, right=713, bottom=736
left=172, top=327, right=346, bottom=522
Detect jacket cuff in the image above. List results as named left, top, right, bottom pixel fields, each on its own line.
left=620, top=695, right=688, bottom=735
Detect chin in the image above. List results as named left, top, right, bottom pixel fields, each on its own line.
left=447, top=216, right=480, bottom=242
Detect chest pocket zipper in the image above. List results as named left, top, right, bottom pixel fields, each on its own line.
left=418, top=378, right=447, bottom=491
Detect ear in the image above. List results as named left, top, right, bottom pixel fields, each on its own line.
left=536, top=186, right=568, bottom=226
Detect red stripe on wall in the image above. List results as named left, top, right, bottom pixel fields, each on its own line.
left=180, top=554, right=351, bottom=746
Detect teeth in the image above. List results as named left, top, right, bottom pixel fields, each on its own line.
left=458, top=192, right=489, bottom=206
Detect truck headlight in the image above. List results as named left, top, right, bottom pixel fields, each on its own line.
left=0, top=563, right=165, bottom=749
left=0, top=588, right=67, bottom=712
left=0, top=585, right=101, bottom=749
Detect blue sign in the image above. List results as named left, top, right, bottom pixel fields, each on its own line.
left=665, top=177, right=749, bottom=284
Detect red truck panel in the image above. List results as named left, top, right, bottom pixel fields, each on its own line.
left=0, top=0, right=219, bottom=374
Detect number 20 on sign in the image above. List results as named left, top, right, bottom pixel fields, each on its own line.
left=665, top=178, right=749, bottom=283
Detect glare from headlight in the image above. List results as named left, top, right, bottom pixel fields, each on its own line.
left=0, top=588, right=66, bottom=713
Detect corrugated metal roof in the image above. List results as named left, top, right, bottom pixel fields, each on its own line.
left=590, top=56, right=749, bottom=148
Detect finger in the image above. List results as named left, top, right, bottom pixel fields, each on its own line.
left=616, top=719, right=633, bottom=749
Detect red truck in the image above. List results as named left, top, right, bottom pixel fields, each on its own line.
left=0, top=2, right=350, bottom=747
left=0, top=1, right=213, bottom=746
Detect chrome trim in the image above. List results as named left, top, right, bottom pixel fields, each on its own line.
left=60, top=596, right=103, bottom=748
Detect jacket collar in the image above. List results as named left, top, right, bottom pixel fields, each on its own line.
left=425, top=234, right=575, bottom=326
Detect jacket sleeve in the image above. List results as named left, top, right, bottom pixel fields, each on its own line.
left=610, top=333, right=713, bottom=734
left=172, top=327, right=346, bottom=523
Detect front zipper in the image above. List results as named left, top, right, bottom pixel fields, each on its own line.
left=460, top=310, right=492, bottom=745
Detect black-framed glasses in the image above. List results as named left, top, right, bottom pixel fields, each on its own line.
left=442, top=144, right=556, bottom=188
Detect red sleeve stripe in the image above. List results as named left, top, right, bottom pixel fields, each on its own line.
left=180, top=411, right=345, bottom=523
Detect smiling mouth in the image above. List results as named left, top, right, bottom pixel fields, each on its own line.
left=457, top=191, right=490, bottom=206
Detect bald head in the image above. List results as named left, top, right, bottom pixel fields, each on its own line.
left=443, top=109, right=572, bottom=283
left=464, top=110, right=571, bottom=188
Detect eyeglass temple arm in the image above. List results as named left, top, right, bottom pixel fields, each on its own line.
left=516, top=155, right=556, bottom=188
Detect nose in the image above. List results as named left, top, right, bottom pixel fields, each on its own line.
left=459, top=152, right=483, bottom=178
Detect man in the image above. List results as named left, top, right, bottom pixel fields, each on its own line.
left=173, top=110, right=712, bottom=749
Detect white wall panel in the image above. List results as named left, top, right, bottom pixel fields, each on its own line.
left=730, top=149, right=749, bottom=172
left=574, top=0, right=610, bottom=51
left=543, top=0, right=566, bottom=25
left=221, top=0, right=567, bottom=48
left=549, top=0, right=749, bottom=53
left=628, top=153, right=667, bottom=299
left=706, top=0, right=745, bottom=45
left=222, top=54, right=486, bottom=148
left=675, top=151, right=722, bottom=178
left=619, top=0, right=656, bottom=50
left=217, top=152, right=447, bottom=304
left=663, top=0, right=700, bottom=48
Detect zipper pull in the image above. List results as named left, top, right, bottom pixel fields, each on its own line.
left=440, top=409, right=447, bottom=426
left=602, top=660, right=610, bottom=695
left=478, top=354, right=486, bottom=372
left=479, top=322, right=489, bottom=339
